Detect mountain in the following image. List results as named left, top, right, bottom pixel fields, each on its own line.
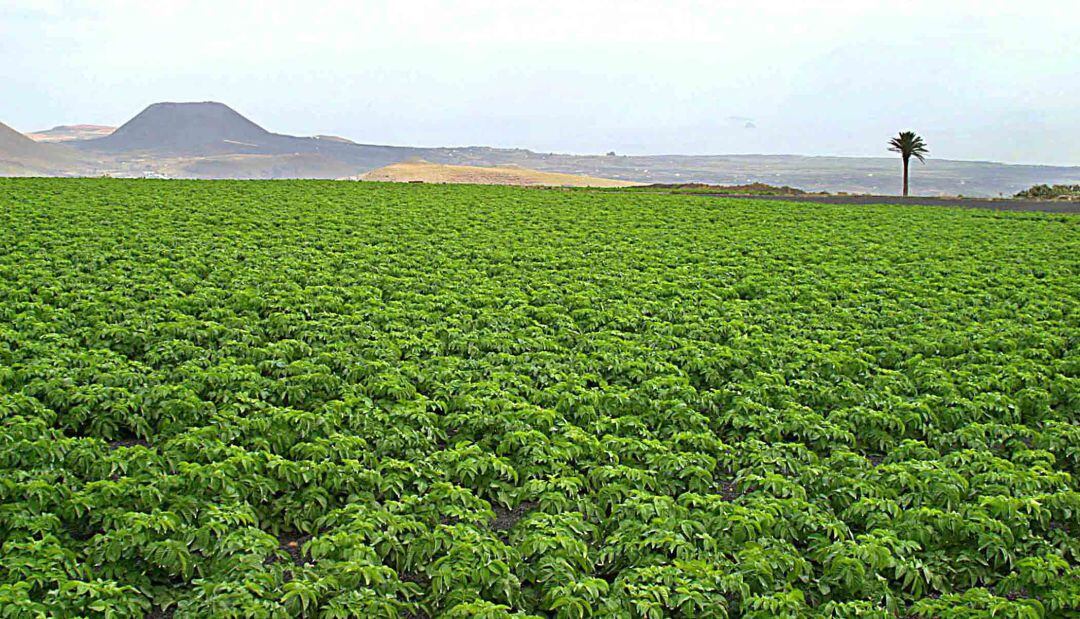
left=5, top=100, right=1077, bottom=194
left=0, top=121, right=90, bottom=176
left=72, top=101, right=422, bottom=177
left=79, top=102, right=275, bottom=155
left=313, top=135, right=357, bottom=145
left=357, top=160, right=639, bottom=187
left=27, top=125, right=115, bottom=142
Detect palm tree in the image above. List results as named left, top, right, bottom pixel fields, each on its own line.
left=887, top=131, right=929, bottom=197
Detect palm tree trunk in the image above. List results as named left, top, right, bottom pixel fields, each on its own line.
left=902, top=157, right=910, bottom=197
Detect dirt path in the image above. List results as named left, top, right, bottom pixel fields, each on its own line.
left=695, top=194, right=1080, bottom=213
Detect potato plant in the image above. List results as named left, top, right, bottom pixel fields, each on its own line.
left=0, top=178, right=1077, bottom=618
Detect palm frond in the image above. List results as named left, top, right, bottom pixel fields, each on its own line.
left=888, top=131, right=929, bottom=162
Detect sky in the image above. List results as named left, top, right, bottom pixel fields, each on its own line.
left=3, top=0, right=1078, bottom=166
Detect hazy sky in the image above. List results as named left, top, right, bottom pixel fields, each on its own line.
left=3, top=0, right=1078, bottom=165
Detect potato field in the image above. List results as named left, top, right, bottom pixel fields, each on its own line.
left=1, top=179, right=1077, bottom=618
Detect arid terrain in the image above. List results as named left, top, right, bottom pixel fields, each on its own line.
left=0, top=121, right=97, bottom=176
left=27, top=124, right=116, bottom=143
left=357, top=160, right=638, bottom=187
left=3, top=101, right=1079, bottom=196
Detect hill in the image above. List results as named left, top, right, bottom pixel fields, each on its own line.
left=313, top=135, right=357, bottom=145
left=72, top=102, right=423, bottom=176
left=5, top=99, right=1076, bottom=193
left=357, top=160, right=639, bottom=187
left=163, top=153, right=359, bottom=179
left=27, top=124, right=115, bottom=142
left=77, top=102, right=276, bottom=155
left=0, top=121, right=90, bottom=175
left=427, top=150, right=1080, bottom=198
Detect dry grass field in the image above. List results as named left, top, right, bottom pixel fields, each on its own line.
left=356, top=159, right=640, bottom=187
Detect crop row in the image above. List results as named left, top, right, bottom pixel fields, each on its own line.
left=0, top=179, right=1077, bottom=618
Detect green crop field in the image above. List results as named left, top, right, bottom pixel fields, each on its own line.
left=1, top=178, right=1077, bottom=618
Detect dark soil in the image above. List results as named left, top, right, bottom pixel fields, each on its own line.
left=1003, top=588, right=1030, bottom=600
left=1049, top=521, right=1072, bottom=534
left=109, top=437, right=150, bottom=450
left=644, top=182, right=808, bottom=195
left=274, top=531, right=312, bottom=565
left=491, top=501, right=537, bottom=533
left=696, top=193, right=1080, bottom=213
left=719, top=481, right=740, bottom=501
left=399, top=570, right=431, bottom=586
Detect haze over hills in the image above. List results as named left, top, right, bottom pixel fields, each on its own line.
left=431, top=150, right=1080, bottom=197
left=0, top=121, right=94, bottom=176
left=27, top=125, right=115, bottom=143
left=3, top=101, right=1078, bottom=195
left=69, top=102, right=426, bottom=178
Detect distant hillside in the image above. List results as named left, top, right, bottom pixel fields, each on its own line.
left=0, top=121, right=90, bottom=176
left=630, top=182, right=811, bottom=195
left=313, top=135, right=357, bottom=145
left=6, top=99, right=1077, bottom=194
left=357, top=160, right=639, bottom=187
left=166, top=153, right=358, bottom=179
left=27, top=125, right=115, bottom=142
left=77, top=102, right=275, bottom=155
left=72, top=101, right=421, bottom=173
left=426, top=150, right=1080, bottom=197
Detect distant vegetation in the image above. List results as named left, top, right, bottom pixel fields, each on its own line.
left=1015, top=184, right=1080, bottom=201
left=625, top=182, right=811, bottom=196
